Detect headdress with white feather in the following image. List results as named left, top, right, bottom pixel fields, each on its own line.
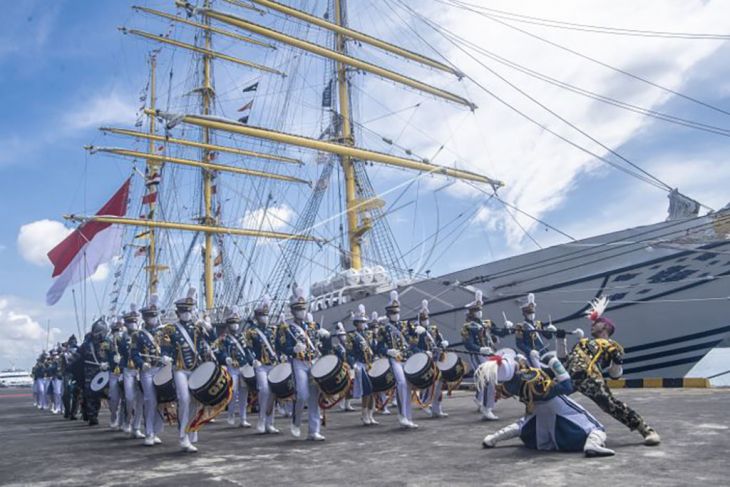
left=585, top=296, right=610, bottom=322
left=466, top=289, right=484, bottom=311
left=385, top=290, right=400, bottom=312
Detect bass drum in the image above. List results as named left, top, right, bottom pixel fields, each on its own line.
left=90, top=371, right=110, bottom=398
left=240, top=364, right=257, bottom=391
left=267, top=362, right=295, bottom=399
left=153, top=363, right=176, bottom=404
left=311, top=355, right=349, bottom=396
left=188, top=362, right=231, bottom=407
left=404, top=352, right=437, bottom=389
left=436, top=351, right=466, bottom=383
left=367, top=357, right=395, bottom=393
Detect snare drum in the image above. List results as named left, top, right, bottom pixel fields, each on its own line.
left=90, top=371, right=110, bottom=398
left=367, top=357, right=395, bottom=393
left=267, top=362, right=295, bottom=399
left=404, top=352, right=438, bottom=389
left=240, top=364, right=257, bottom=390
left=153, top=363, right=176, bottom=404
left=311, top=355, right=349, bottom=396
left=188, top=362, right=232, bottom=407
left=436, top=351, right=466, bottom=383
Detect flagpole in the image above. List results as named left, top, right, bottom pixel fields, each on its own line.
left=72, top=289, right=82, bottom=340
left=46, top=320, right=51, bottom=350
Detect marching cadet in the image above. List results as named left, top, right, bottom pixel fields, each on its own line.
left=478, top=349, right=615, bottom=457
left=61, top=335, right=82, bottom=420
left=461, top=289, right=499, bottom=420
left=347, top=305, right=378, bottom=425
left=163, top=287, right=209, bottom=453
left=31, top=354, right=43, bottom=408
left=509, top=293, right=557, bottom=369
left=217, top=306, right=254, bottom=428
left=121, top=305, right=145, bottom=439
left=278, top=287, right=327, bottom=441
left=81, top=318, right=111, bottom=426
left=38, top=352, right=50, bottom=411
left=132, top=294, right=165, bottom=446
left=412, top=300, right=450, bottom=419
left=49, top=349, right=64, bottom=415
left=559, top=296, right=661, bottom=446
left=369, top=311, right=392, bottom=416
left=245, top=295, right=280, bottom=435
left=376, top=290, right=418, bottom=429
left=107, top=316, right=126, bottom=431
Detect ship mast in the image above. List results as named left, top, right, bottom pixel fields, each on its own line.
left=201, top=0, right=215, bottom=311
left=333, top=0, right=362, bottom=271
left=144, top=52, right=163, bottom=298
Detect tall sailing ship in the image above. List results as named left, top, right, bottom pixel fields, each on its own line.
left=59, top=0, right=729, bottom=379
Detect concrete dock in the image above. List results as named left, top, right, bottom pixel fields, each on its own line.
left=1, top=387, right=728, bottom=486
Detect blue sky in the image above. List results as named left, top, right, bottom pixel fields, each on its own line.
left=1, top=0, right=729, bottom=368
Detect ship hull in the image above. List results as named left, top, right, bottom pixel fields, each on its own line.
left=313, top=212, right=730, bottom=379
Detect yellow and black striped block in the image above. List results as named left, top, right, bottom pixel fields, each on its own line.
left=607, top=377, right=710, bottom=388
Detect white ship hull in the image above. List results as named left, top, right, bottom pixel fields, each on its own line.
left=313, top=211, right=730, bottom=379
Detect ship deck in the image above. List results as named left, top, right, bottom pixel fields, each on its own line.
left=1, top=387, right=727, bottom=486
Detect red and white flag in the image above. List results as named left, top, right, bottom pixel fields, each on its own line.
left=45, top=178, right=131, bottom=305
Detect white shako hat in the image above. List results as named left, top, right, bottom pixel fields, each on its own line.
left=521, top=293, right=536, bottom=312
left=465, top=289, right=484, bottom=311
left=418, top=299, right=430, bottom=322
left=254, top=294, right=271, bottom=316
left=175, top=287, right=197, bottom=312
left=385, top=290, right=400, bottom=313
left=353, top=304, right=367, bottom=323
left=289, top=286, right=307, bottom=311
left=140, top=294, right=160, bottom=318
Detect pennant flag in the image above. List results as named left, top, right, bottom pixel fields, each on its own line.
left=208, top=152, right=218, bottom=161
left=237, top=100, right=254, bottom=112
left=46, top=178, right=131, bottom=305
left=157, top=145, right=165, bottom=152
left=237, top=116, right=249, bottom=124
left=242, top=82, right=259, bottom=93
left=135, top=245, right=148, bottom=257
left=213, top=252, right=223, bottom=266
left=322, top=79, right=333, bottom=108
left=142, top=191, right=158, bottom=205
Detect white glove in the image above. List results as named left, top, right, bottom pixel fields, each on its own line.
left=545, top=324, right=557, bottom=333
left=142, top=362, right=151, bottom=371
left=479, top=347, right=492, bottom=356
left=572, top=328, right=585, bottom=339
left=504, top=320, right=514, bottom=330
left=162, top=356, right=172, bottom=365
left=440, top=340, right=449, bottom=348
left=253, top=360, right=262, bottom=368
left=415, top=325, right=426, bottom=336
left=293, top=342, right=306, bottom=354
left=386, top=349, right=399, bottom=358
left=100, top=362, right=109, bottom=371
left=426, top=350, right=433, bottom=358
left=317, top=328, right=331, bottom=339
left=113, top=353, right=121, bottom=364
left=225, top=357, right=233, bottom=366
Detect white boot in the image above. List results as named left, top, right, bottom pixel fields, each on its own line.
left=256, top=417, right=267, bottom=434
left=179, top=436, right=198, bottom=453
left=153, top=435, right=162, bottom=444
left=307, top=432, right=326, bottom=441
left=368, top=408, right=379, bottom=425
left=361, top=409, right=372, bottom=426
left=584, top=430, right=615, bottom=457
left=132, top=429, right=145, bottom=439
left=227, top=413, right=236, bottom=426
left=144, top=435, right=155, bottom=447
left=343, top=399, right=355, bottom=412
left=480, top=406, right=498, bottom=421
left=398, top=414, right=411, bottom=429
left=266, top=424, right=280, bottom=434
left=643, top=429, right=661, bottom=446
left=290, top=422, right=301, bottom=438
left=482, top=422, right=520, bottom=448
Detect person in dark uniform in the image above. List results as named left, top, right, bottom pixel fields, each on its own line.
left=81, top=318, right=110, bottom=426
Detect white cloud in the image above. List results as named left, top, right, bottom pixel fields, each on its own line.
left=17, top=219, right=72, bottom=267
left=63, top=88, right=138, bottom=130
left=0, top=297, right=61, bottom=367
left=361, top=0, right=730, bottom=249
left=90, top=263, right=110, bottom=282
left=241, top=204, right=295, bottom=232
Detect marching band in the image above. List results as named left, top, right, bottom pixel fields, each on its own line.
left=30, top=288, right=660, bottom=457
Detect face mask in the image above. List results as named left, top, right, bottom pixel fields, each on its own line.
left=294, top=310, right=307, bottom=321
left=256, top=315, right=269, bottom=326
left=144, top=317, right=158, bottom=328
left=179, top=312, right=192, bottom=322
left=474, top=311, right=483, bottom=320
left=126, top=322, right=138, bottom=331
left=388, top=313, right=400, bottom=322
left=229, top=324, right=240, bottom=333
left=526, top=313, right=535, bottom=322
left=421, top=319, right=430, bottom=327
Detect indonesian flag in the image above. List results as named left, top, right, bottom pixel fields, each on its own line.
left=45, top=178, right=131, bottom=305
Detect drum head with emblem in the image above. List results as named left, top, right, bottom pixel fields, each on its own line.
left=404, top=352, right=430, bottom=375
left=311, top=355, right=339, bottom=379
left=90, top=371, right=109, bottom=392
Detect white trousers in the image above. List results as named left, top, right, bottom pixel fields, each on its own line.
left=39, top=378, right=50, bottom=409
left=32, top=379, right=40, bottom=405
left=52, top=378, right=64, bottom=412
left=109, top=373, right=123, bottom=425
left=140, top=366, right=164, bottom=437
left=173, top=369, right=198, bottom=442
left=389, top=358, right=412, bottom=421
left=255, top=364, right=275, bottom=427
left=123, top=368, right=144, bottom=431
left=227, top=366, right=249, bottom=422
left=292, top=359, right=320, bottom=435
